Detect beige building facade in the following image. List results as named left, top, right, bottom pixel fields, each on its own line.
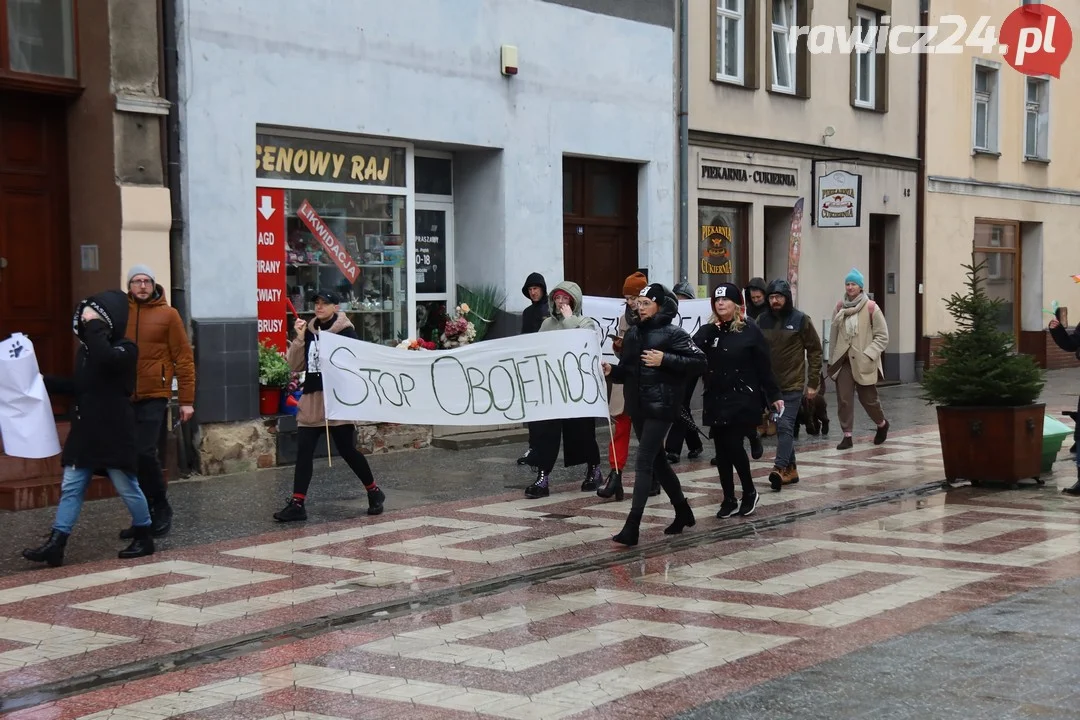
left=922, top=0, right=1080, bottom=370
left=688, top=0, right=920, bottom=382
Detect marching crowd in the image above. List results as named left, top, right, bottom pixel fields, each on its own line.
left=20, top=263, right=901, bottom=566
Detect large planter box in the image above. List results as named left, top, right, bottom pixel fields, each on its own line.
left=937, top=404, right=1045, bottom=486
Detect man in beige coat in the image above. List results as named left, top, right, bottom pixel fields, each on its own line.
left=828, top=269, right=890, bottom=450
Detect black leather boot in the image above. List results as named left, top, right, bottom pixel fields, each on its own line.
left=151, top=499, right=173, bottom=537
left=1064, top=467, right=1080, bottom=497
left=612, top=509, right=643, bottom=547
left=23, top=530, right=69, bottom=567
left=596, top=470, right=624, bottom=500
left=664, top=499, right=696, bottom=535
left=119, top=525, right=155, bottom=559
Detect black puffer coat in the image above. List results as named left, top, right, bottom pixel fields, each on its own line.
left=609, top=288, right=706, bottom=421
left=46, top=290, right=140, bottom=474
left=694, top=318, right=781, bottom=430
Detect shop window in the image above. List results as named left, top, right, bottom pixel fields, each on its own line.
left=712, top=0, right=758, bottom=88
left=1024, top=77, right=1050, bottom=160
left=972, top=60, right=1000, bottom=153
left=698, top=202, right=748, bottom=296
left=5, top=0, right=76, bottom=79
left=284, top=189, right=408, bottom=346
left=973, top=220, right=1019, bottom=339
left=415, top=156, right=453, bottom=196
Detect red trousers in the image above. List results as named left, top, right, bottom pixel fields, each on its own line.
left=608, top=413, right=632, bottom=471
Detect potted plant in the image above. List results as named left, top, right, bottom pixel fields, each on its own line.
left=921, top=259, right=1047, bottom=487
left=457, top=283, right=507, bottom=341
left=257, top=340, right=291, bottom=415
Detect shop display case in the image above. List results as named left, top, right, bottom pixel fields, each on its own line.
left=283, top=190, right=408, bottom=346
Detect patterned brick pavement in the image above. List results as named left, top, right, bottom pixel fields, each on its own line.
left=4, top=427, right=1080, bottom=718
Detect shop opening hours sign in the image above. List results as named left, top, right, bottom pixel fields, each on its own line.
left=256, top=188, right=287, bottom=351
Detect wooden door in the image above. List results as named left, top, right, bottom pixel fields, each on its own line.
left=0, top=93, right=71, bottom=381
left=868, top=214, right=886, bottom=311
left=562, top=158, right=638, bottom=297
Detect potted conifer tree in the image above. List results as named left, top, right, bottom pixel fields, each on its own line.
left=921, top=259, right=1047, bottom=487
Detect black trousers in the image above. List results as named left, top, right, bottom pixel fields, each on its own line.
left=531, top=417, right=600, bottom=474
left=134, top=398, right=169, bottom=505
left=665, top=378, right=704, bottom=455
left=632, top=417, right=686, bottom=512
left=712, top=424, right=756, bottom=499
left=293, top=424, right=375, bottom=497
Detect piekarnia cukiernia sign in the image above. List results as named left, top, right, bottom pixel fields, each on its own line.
left=320, top=330, right=609, bottom=424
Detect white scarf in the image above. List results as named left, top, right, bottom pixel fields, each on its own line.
left=834, top=293, right=868, bottom=341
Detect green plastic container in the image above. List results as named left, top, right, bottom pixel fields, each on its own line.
left=1042, top=415, right=1073, bottom=473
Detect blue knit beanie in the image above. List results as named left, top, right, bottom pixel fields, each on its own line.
left=844, top=268, right=865, bottom=288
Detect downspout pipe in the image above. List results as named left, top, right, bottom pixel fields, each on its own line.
left=678, top=0, right=689, bottom=283
left=915, top=0, right=928, bottom=373
left=163, top=0, right=187, bottom=327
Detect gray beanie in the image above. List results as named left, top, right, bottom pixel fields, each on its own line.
left=127, top=264, right=156, bottom=285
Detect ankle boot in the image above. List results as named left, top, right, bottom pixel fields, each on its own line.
left=596, top=470, right=624, bottom=500
left=1064, top=468, right=1080, bottom=496
left=22, top=529, right=69, bottom=567
left=525, top=470, right=550, bottom=498
left=612, top=509, right=643, bottom=546
left=119, top=525, right=155, bottom=559
left=664, top=499, right=696, bottom=535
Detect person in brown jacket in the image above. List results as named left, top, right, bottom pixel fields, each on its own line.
left=273, top=290, right=385, bottom=522
left=123, top=265, right=195, bottom=538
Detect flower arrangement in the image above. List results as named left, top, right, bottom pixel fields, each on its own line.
left=440, top=303, right=477, bottom=349
left=396, top=338, right=437, bottom=351
left=456, top=284, right=506, bottom=342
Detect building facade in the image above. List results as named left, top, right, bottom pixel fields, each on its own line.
left=177, top=0, right=677, bottom=470
left=688, top=0, right=920, bottom=382
left=0, top=0, right=176, bottom=509
left=921, top=0, right=1080, bottom=370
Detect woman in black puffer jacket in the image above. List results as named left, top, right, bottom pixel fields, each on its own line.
left=603, top=283, right=707, bottom=546
left=694, top=283, right=782, bottom=519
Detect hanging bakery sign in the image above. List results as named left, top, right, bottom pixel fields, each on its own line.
left=256, top=134, right=406, bottom=187
left=815, top=169, right=862, bottom=228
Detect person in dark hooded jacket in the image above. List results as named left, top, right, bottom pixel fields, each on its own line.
left=22, top=290, right=155, bottom=568
left=664, top=282, right=705, bottom=463
left=603, top=283, right=707, bottom=546
left=517, top=273, right=549, bottom=467
left=743, top=277, right=768, bottom=321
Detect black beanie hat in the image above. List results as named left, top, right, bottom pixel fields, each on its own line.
left=713, top=283, right=742, bottom=302
left=639, top=283, right=667, bottom=304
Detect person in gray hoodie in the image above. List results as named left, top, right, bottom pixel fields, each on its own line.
left=524, top=281, right=604, bottom=498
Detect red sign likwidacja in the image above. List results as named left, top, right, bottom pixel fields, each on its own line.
left=295, top=199, right=359, bottom=283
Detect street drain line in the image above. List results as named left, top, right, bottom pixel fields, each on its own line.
left=0, top=479, right=946, bottom=712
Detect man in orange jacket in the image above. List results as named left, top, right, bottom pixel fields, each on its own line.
left=123, top=265, right=196, bottom=537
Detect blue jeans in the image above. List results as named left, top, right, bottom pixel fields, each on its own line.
left=774, top=391, right=805, bottom=470
left=53, top=467, right=152, bottom=535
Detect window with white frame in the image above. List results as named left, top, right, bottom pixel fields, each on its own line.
left=853, top=9, right=878, bottom=108
left=1024, top=77, right=1050, bottom=160
left=771, top=0, right=797, bottom=93
left=972, top=62, right=1000, bottom=152
left=715, top=0, right=744, bottom=83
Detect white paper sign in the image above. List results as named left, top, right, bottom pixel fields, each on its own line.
left=321, top=329, right=609, bottom=425
left=0, top=333, right=62, bottom=459
left=580, top=295, right=714, bottom=359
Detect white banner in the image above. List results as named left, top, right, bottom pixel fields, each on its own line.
left=321, top=329, right=609, bottom=425
left=0, top=333, right=62, bottom=459
left=580, top=295, right=714, bottom=359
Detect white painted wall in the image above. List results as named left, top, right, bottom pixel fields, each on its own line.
left=177, top=0, right=675, bottom=319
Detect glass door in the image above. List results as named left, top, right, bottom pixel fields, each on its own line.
left=414, top=201, right=455, bottom=344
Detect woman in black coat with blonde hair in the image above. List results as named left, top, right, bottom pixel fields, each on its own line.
left=693, top=283, right=783, bottom=519
left=603, top=283, right=707, bottom=546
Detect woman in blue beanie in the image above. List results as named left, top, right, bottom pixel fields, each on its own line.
left=827, top=268, right=890, bottom=449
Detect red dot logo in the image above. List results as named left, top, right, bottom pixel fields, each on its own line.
left=1000, top=4, right=1073, bottom=77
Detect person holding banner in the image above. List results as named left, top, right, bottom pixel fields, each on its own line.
left=516, top=272, right=549, bottom=468
left=22, top=290, right=155, bottom=568
left=525, top=281, right=605, bottom=498
left=694, top=283, right=783, bottom=520
left=602, top=283, right=707, bottom=546
left=273, top=291, right=385, bottom=521
left=597, top=271, right=650, bottom=500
